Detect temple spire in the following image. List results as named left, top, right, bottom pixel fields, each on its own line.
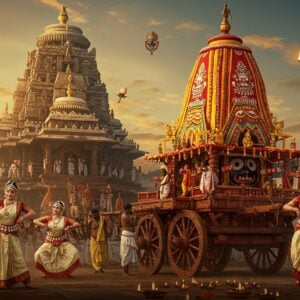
left=220, top=3, right=231, bottom=34
left=58, top=5, right=68, bottom=24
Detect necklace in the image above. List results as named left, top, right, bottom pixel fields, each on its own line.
left=3, top=199, right=14, bottom=217
left=53, top=216, right=62, bottom=228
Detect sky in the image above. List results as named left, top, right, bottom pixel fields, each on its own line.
left=0, top=0, right=300, bottom=170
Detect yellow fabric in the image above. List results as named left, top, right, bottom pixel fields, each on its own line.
left=0, top=202, right=29, bottom=282
left=90, top=237, right=108, bottom=271
left=291, top=230, right=300, bottom=272
left=34, top=216, right=80, bottom=274
left=96, top=215, right=105, bottom=242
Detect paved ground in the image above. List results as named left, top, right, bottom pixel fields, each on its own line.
left=1, top=262, right=300, bottom=300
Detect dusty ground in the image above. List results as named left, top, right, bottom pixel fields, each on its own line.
left=1, top=262, right=300, bottom=300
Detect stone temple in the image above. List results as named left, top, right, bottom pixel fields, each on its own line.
left=0, top=6, right=144, bottom=215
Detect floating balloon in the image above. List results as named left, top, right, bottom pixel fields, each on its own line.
left=145, top=31, right=159, bottom=55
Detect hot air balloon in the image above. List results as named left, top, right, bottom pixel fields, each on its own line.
left=145, top=31, right=159, bottom=55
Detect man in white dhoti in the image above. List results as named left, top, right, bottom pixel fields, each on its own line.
left=120, top=203, right=137, bottom=275
left=199, top=163, right=219, bottom=194
left=159, top=165, right=170, bottom=200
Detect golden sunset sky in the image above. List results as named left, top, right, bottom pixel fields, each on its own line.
left=0, top=0, right=300, bottom=170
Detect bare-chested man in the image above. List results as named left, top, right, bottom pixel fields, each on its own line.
left=86, top=208, right=112, bottom=273
left=120, top=203, right=137, bottom=275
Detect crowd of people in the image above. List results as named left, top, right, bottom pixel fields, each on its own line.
left=0, top=180, right=138, bottom=289
left=1, top=174, right=300, bottom=290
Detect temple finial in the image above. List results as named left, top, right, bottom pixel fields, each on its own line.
left=220, top=4, right=231, bottom=34
left=58, top=5, right=68, bottom=24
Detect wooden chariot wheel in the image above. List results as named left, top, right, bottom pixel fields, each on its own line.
left=243, top=243, right=288, bottom=275
left=167, top=210, right=207, bottom=277
left=204, top=245, right=232, bottom=273
left=135, top=214, right=166, bottom=275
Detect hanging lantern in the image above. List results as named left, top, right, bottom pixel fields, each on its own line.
left=145, top=31, right=159, bottom=55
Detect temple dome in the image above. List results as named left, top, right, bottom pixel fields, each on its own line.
left=175, top=5, right=273, bottom=147
left=36, top=7, right=90, bottom=49
left=51, top=96, right=90, bottom=114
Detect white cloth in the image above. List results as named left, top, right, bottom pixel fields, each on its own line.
left=199, top=168, right=218, bottom=194
left=120, top=230, right=137, bottom=266
left=159, top=174, right=170, bottom=199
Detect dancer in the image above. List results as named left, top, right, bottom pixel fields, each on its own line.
left=283, top=196, right=300, bottom=285
left=33, top=201, right=81, bottom=278
left=0, top=180, right=36, bottom=289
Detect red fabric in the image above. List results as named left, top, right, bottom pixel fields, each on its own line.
left=182, top=169, right=192, bottom=186
left=0, top=271, right=30, bottom=289
left=35, top=259, right=80, bottom=279
left=293, top=268, right=300, bottom=282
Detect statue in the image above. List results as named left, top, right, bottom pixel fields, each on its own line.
left=165, top=124, right=173, bottom=139
left=242, top=129, right=253, bottom=147
left=214, top=128, right=224, bottom=144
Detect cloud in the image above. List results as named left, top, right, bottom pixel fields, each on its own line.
left=0, top=87, right=12, bottom=97
left=243, top=35, right=284, bottom=50
left=243, top=35, right=299, bottom=66
left=280, top=79, right=300, bottom=92
left=159, top=93, right=181, bottom=105
left=148, top=18, right=165, bottom=26
left=268, top=95, right=290, bottom=113
left=268, top=95, right=291, bottom=113
left=281, top=44, right=300, bottom=66
left=130, top=80, right=149, bottom=87
left=285, top=122, right=300, bottom=134
left=36, top=0, right=87, bottom=23
left=175, top=22, right=204, bottom=33
left=107, top=10, right=127, bottom=24
left=142, top=87, right=161, bottom=93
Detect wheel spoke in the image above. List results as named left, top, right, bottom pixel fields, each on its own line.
left=266, top=250, right=273, bottom=266
left=189, top=235, right=199, bottom=243
left=188, top=248, right=196, bottom=263
left=175, top=251, right=183, bottom=265
left=255, top=250, right=262, bottom=266
left=182, top=218, right=186, bottom=235
left=175, top=223, right=183, bottom=236
left=249, top=249, right=258, bottom=259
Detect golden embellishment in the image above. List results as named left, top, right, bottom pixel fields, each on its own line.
left=3, top=209, right=9, bottom=217
left=53, top=216, right=62, bottom=228
left=220, top=4, right=231, bottom=34
left=242, top=129, right=253, bottom=147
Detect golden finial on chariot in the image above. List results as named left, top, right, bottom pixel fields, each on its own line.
left=220, top=3, right=231, bottom=34
left=58, top=5, right=69, bottom=24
